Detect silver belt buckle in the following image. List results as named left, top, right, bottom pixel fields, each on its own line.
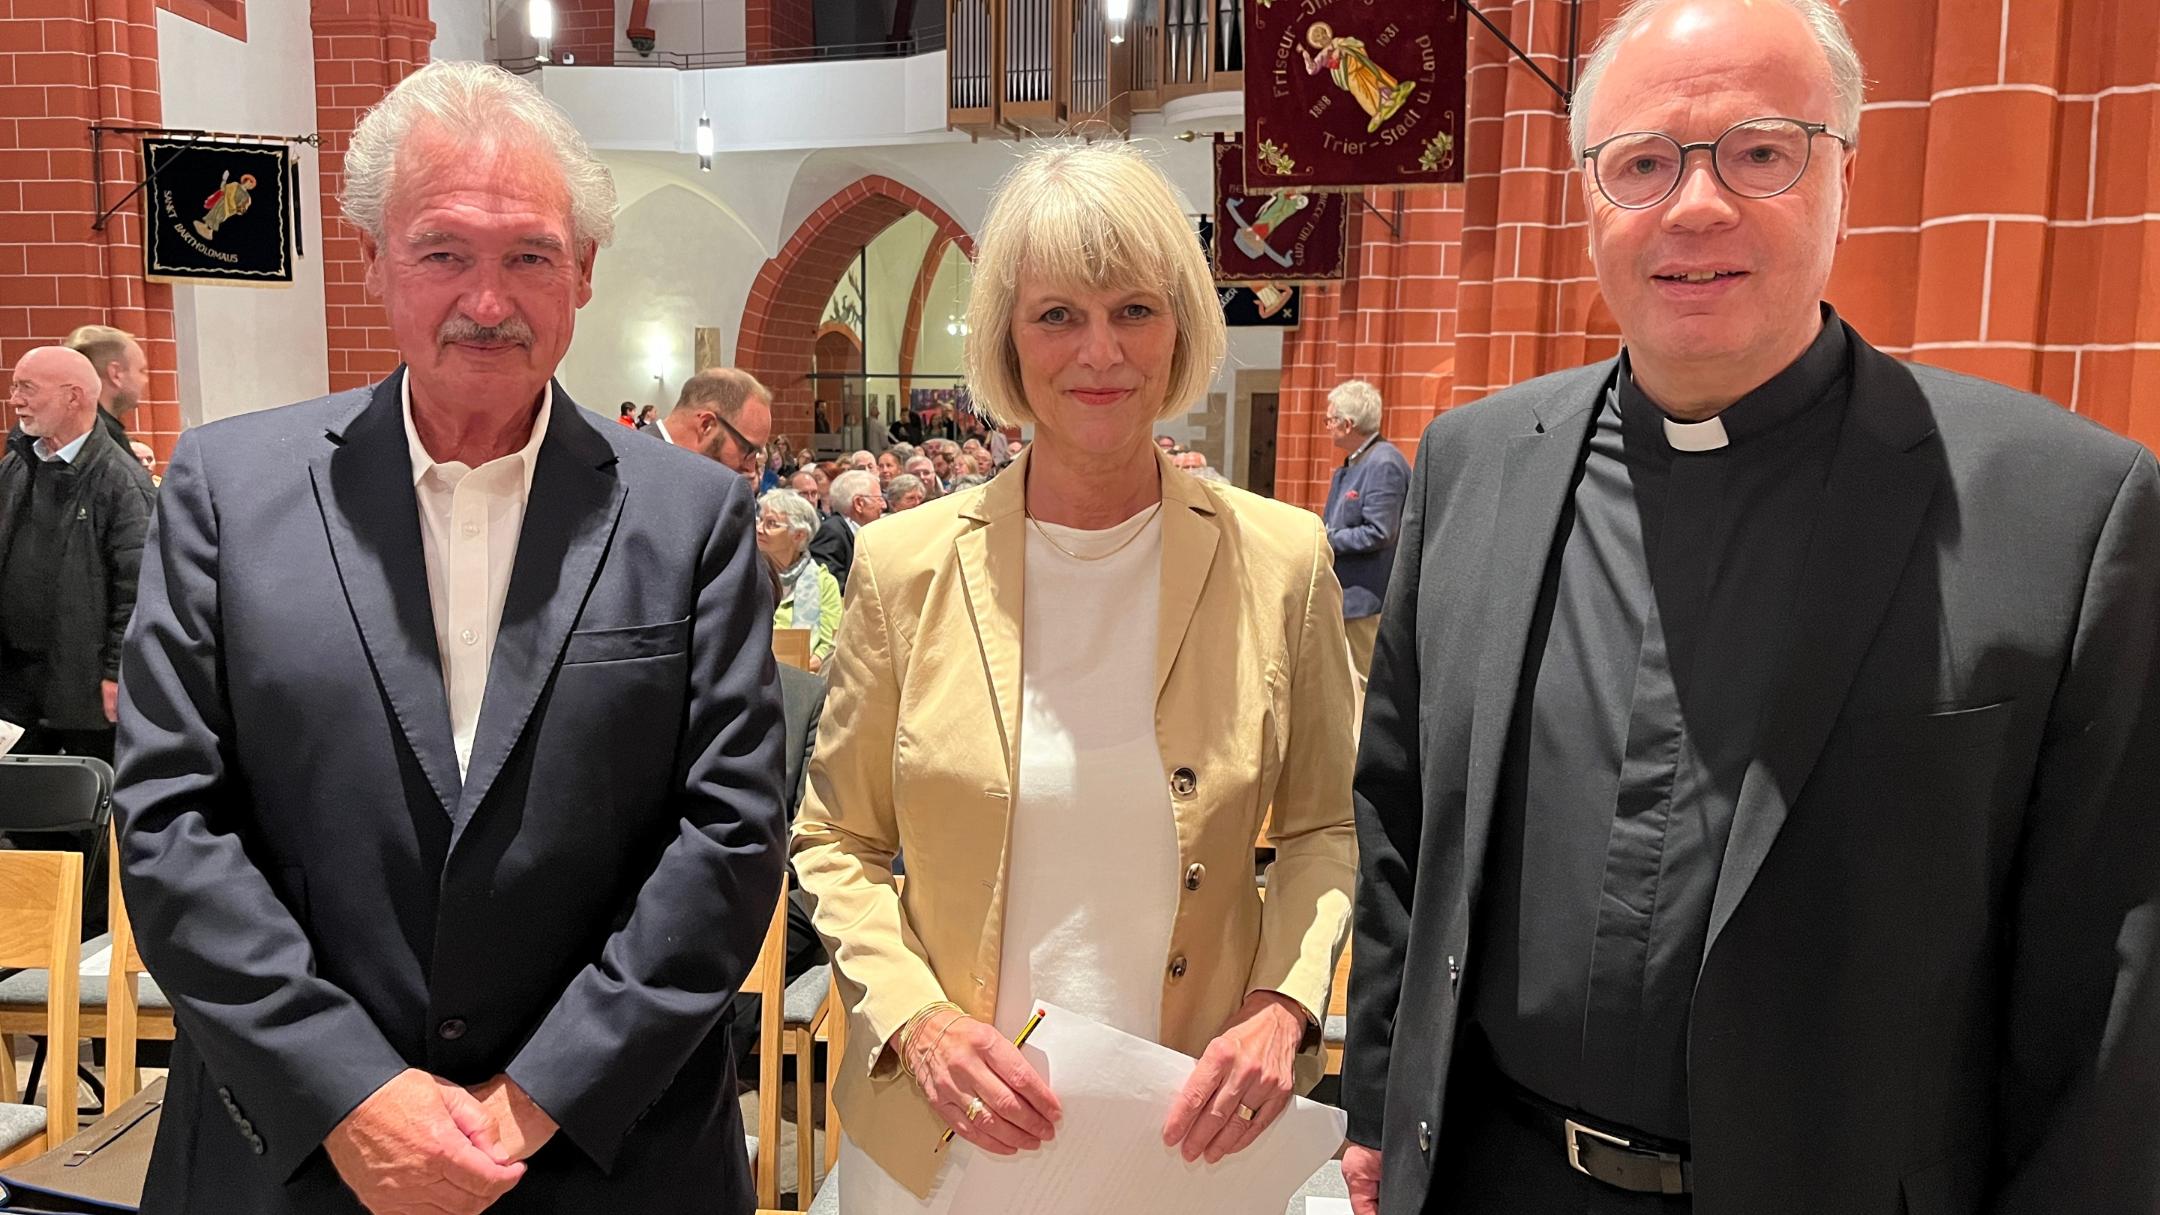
left=1564, top=1117, right=1632, bottom=1176
left=1565, top=1117, right=1688, bottom=1194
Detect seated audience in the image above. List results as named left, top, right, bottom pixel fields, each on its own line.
left=812, top=468, right=884, bottom=592
left=757, top=489, right=844, bottom=672
left=883, top=473, right=927, bottom=513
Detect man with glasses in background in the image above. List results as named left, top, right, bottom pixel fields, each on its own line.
left=1344, top=1, right=2160, bottom=1213
left=659, top=367, right=772, bottom=482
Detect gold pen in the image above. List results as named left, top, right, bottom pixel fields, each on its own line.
left=938, top=1007, right=1049, bottom=1149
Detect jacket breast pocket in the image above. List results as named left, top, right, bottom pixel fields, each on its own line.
left=562, top=616, right=691, bottom=665
left=1837, top=699, right=2015, bottom=760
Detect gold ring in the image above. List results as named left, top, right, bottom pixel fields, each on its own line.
left=965, top=1097, right=988, bottom=1123
left=1236, top=1104, right=1258, bottom=1122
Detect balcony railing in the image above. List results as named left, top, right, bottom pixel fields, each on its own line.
left=493, top=33, right=945, bottom=74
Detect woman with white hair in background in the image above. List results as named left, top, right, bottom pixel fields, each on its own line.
left=756, top=488, right=844, bottom=672
left=793, top=141, right=1358, bottom=1210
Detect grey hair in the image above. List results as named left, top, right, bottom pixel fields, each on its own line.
left=341, top=60, right=618, bottom=249
left=887, top=442, right=918, bottom=462
left=883, top=474, right=927, bottom=509
left=1327, top=379, right=1384, bottom=434
left=758, top=488, right=820, bottom=543
left=830, top=468, right=881, bottom=514
left=1569, top=0, right=1865, bottom=158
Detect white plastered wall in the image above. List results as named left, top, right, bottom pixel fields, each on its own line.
left=155, top=4, right=330, bottom=423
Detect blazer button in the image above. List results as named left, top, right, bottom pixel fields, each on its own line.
left=1448, top=955, right=1461, bottom=993
left=1168, top=955, right=1188, bottom=980
left=1417, top=1120, right=1433, bottom=1153
left=437, top=1018, right=467, bottom=1041
left=1169, top=767, right=1197, bottom=799
left=1184, top=863, right=1205, bottom=891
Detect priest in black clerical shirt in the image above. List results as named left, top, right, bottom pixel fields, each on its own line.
left=1341, top=3, right=2160, bottom=1215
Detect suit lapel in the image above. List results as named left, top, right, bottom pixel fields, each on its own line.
left=954, top=449, right=1028, bottom=784
left=454, top=388, right=625, bottom=833
left=1462, top=373, right=1604, bottom=911
left=1155, top=456, right=1220, bottom=703
left=1705, top=335, right=1944, bottom=959
left=310, top=370, right=462, bottom=817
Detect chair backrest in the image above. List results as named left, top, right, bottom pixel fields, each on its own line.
left=0, top=755, right=114, bottom=834
left=105, top=842, right=148, bottom=1103
left=772, top=627, right=813, bottom=671
left=0, top=851, right=83, bottom=1148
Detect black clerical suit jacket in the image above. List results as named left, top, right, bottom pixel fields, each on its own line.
left=1346, top=324, right=2160, bottom=1215
left=113, top=371, right=787, bottom=1213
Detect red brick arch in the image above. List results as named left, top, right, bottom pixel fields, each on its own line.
left=735, top=175, right=973, bottom=445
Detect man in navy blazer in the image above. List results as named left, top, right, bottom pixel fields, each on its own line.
left=1321, top=379, right=1411, bottom=682
left=113, top=62, right=786, bottom=1215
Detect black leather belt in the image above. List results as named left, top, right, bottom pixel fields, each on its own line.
left=1497, top=1077, right=1694, bottom=1195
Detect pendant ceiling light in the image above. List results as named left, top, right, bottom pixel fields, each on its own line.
left=529, top=0, right=556, bottom=61
left=697, top=0, right=713, bottom=171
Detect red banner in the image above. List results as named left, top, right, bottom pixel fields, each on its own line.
left=1212, top=136, right=1349, bottom=283
left=1244, top=0, right=1468, bottom=191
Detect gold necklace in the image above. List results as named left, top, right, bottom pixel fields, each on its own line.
left=1025, top=502, right=1163, bottom=562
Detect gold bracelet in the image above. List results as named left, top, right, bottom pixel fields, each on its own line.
left=901, top=1003, right=965, bottom=1090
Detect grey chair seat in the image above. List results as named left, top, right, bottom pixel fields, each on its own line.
left=0, top=936, right=171, bottom=1013
left=1324, top=1013, right=1345, bottom=1046
left=783, top=963, right=830, bottom=1027
left=0, top=1101, right=48, bottom=1153
left=808, top=1152, right=1350, bottom=1212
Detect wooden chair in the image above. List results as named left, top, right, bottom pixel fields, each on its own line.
left=0, top=851, right=83, bottom=1167
left=741, top=870, right=790, bottom=1208
left=99, top=842, right=176, bottom=1103
left=0, top=841, right=177, bottom=1105
left=773, top=628, right=814, bottom=671
left=779, top=961, right=832, bottom=1207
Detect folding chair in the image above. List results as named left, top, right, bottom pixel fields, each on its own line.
left=0, top=851, right=83, bottom=1167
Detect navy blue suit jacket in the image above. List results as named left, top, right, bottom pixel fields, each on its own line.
left=114, top=371, right=787, bottom=1213
left=1323, top=436, right=1411, bottom=620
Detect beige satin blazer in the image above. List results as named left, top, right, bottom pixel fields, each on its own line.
left=791, top=447, right=1357, bottom=1196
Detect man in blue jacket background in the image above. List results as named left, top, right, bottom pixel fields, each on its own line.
left=1322, top=379, right=1411, bottom=683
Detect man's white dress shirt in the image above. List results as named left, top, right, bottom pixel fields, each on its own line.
left=401, top=377, right=551, bottom=777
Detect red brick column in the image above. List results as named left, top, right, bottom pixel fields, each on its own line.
left=0, top=0, right=180, bottom=457
left=746, top=0, right=813, bottom=64
left=311, top=0, right=432, bottom=393
left=555, top=0, right=612, bottom=66
left=1275, top=190, right=1465, bottom=511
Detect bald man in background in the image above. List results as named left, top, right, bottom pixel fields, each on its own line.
left=1, top=347, right=155, bottom=931
left=66, top=324, right=151, bottom=451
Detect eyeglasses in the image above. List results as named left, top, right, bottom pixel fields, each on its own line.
left=755, top=514, right=790, bottom=532
left=1582, top=117, right=1851, bottom=211
left=708, top=411, right=765, bottom=473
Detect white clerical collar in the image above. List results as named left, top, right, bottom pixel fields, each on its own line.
left=1662, top=415, right=1730, bottom=452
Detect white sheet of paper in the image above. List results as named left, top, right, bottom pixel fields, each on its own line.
left=938, top=1002, right=1348, bottom=1215
left=0, top=718, right=22, bottom=756
left=1305, top=1199, right=1354, bottom=1215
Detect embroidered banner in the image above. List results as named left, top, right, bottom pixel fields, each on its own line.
left=143, top=138, right=294, bottom=285
left=1244, top=0, right=1467, bottom=190
left=1198, top=218, right=1303, bottom=327
left=1212, top=136, right=1348, bottom=283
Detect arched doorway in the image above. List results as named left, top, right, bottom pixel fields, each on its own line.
left=734, top=175, right=974, bottom=454
left=812, top=322, right=864, bottom=439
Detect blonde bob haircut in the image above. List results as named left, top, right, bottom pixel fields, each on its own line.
left=964, top=142, right=1227, bottom=429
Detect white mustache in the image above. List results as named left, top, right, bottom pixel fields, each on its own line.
left=438, top=316, right=534, bottom=347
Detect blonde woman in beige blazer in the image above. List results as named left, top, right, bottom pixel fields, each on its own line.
left=791, top=142, right=1358, bottom=1210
